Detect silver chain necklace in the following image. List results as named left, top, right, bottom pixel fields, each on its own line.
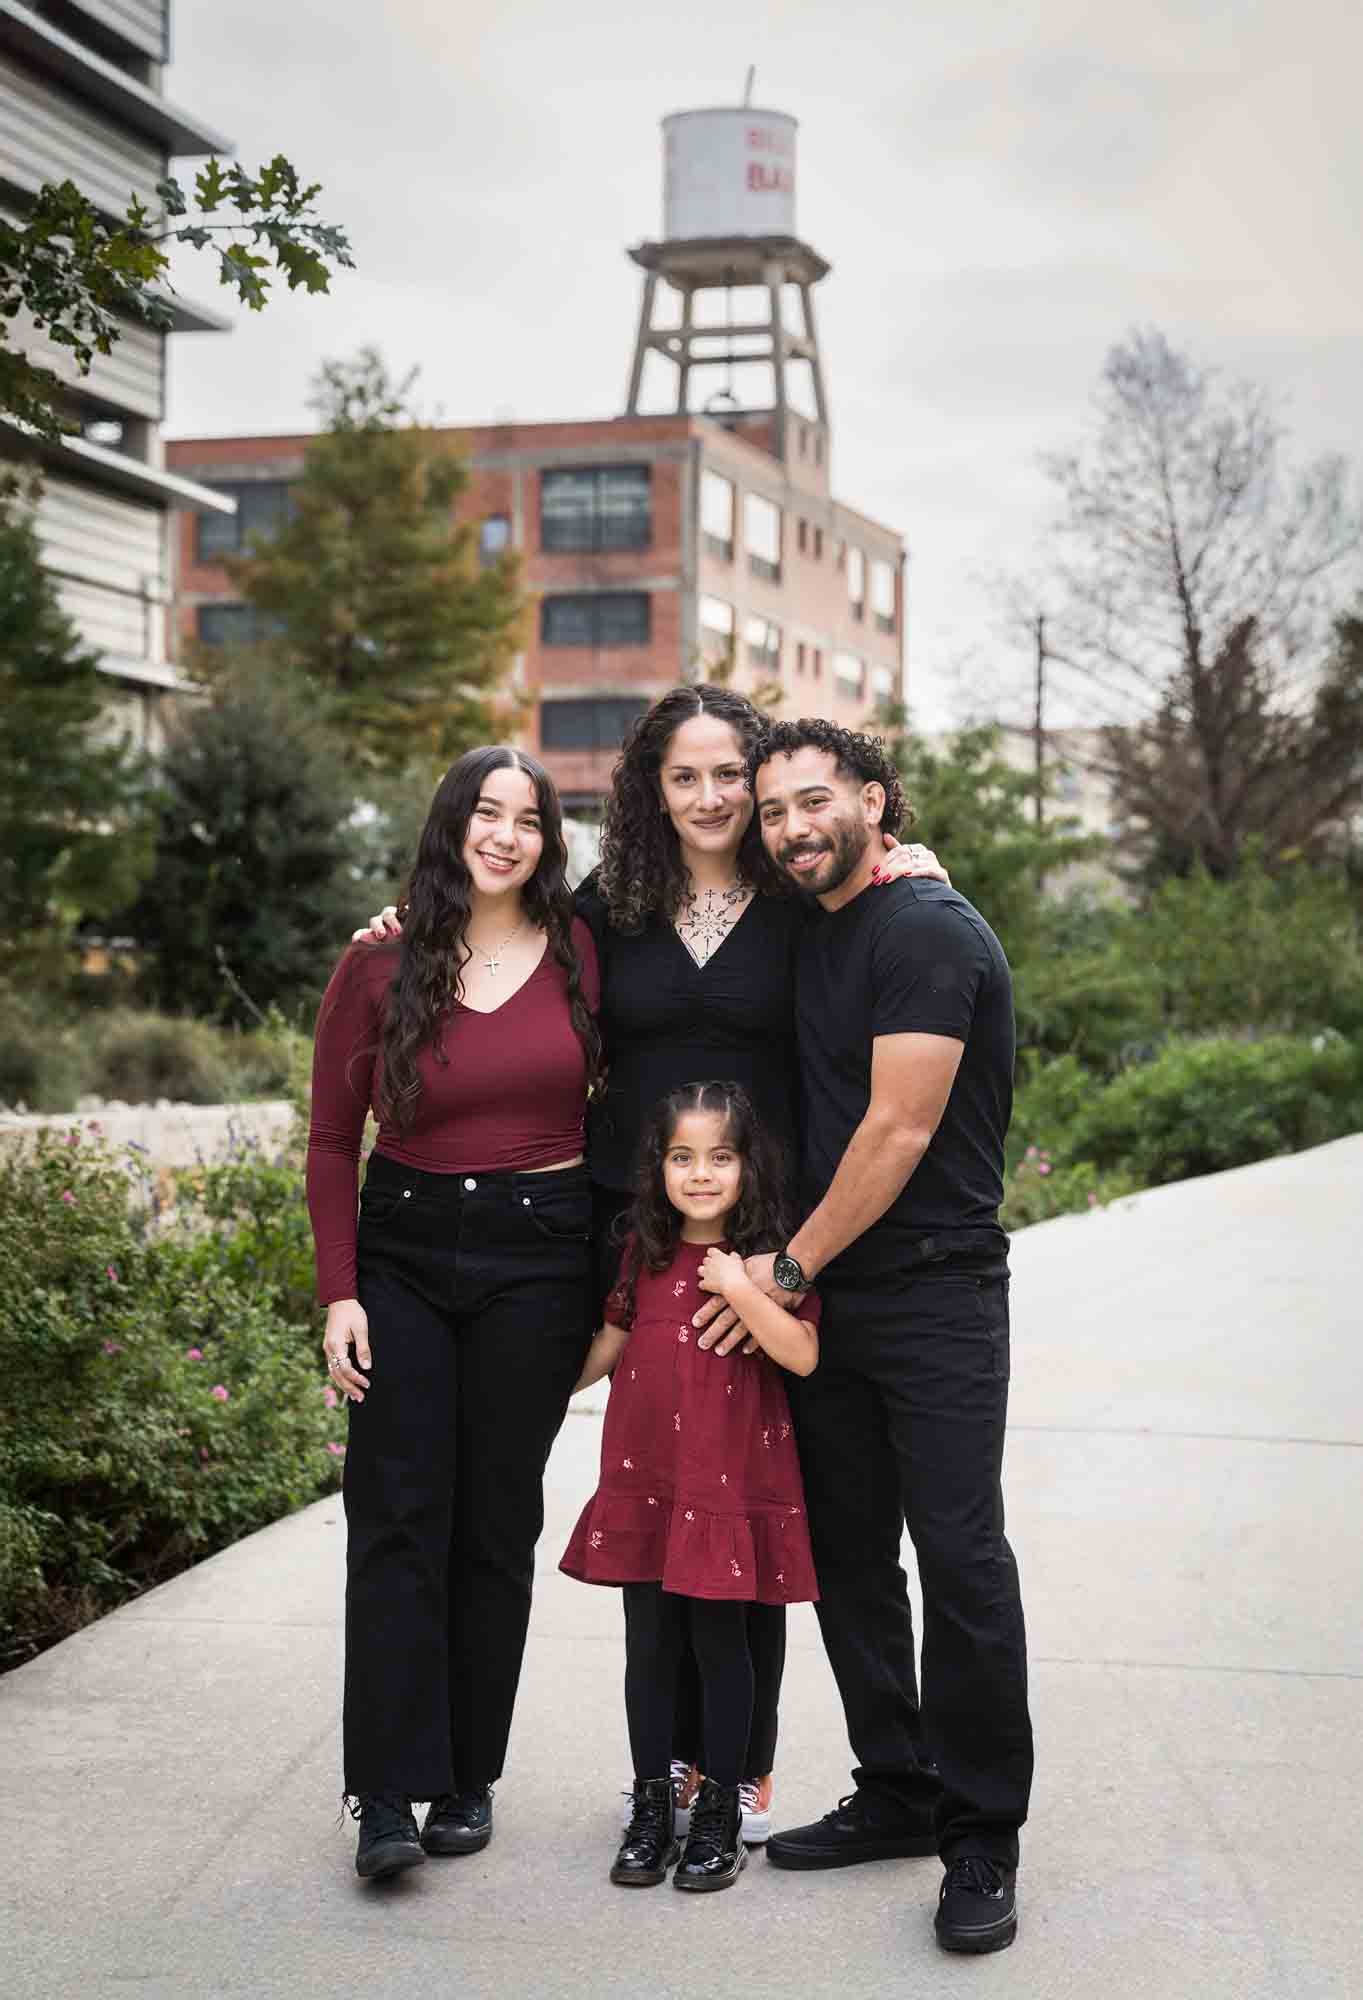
left=469, top=917, right=525, bottom=976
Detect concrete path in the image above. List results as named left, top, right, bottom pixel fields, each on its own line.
left=5, top=1136, right=1361, bottom=1999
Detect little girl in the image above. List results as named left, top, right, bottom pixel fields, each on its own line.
left=561, top=1080, right=819, bottom=1894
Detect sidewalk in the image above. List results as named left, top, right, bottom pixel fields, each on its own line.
left=5, top=1136, right=1361, bottom=1998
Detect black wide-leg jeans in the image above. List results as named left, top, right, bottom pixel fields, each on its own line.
left=789, top=1264, right=1034, bottom=1868
left=343, top=1153, right=593, bottom=1801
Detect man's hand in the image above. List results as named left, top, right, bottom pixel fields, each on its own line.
left=694, top=1253, right=801, bottom=1355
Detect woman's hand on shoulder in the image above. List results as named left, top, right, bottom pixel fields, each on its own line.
left=351, top=905, right=403, bottom=945
left=874, top=837, right=950, bottom=887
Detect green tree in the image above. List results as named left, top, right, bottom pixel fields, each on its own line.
left=1, top=159, right=352, bottom=443
left=0, top=499, right=151, bottom=967
left=125, top=659, right=359, bottom=1024
left=885, top=714, right=1099, bottom=963
left=228, top=349, right=526, bottom=773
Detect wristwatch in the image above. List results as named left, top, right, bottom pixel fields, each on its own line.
left=773, top=1250, right=809, bottom=1292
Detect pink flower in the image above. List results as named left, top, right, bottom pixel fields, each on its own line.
left=67, top=1130, right=80, bottom=1146
left=323, top=1385, right=339, bottom=1409
left=210, top=1384, right=229, bottom=1401
left=1024, top=1145, right=1038, bottom=1161
left=326, top=1441, right=346, bottom=1458
left=186, top=1348, right=203, bottom=1361
left=1038, top=1163, right=1052, bottom=1177
left=102, top=1341, right=123, bottom=1356
left=1087, top=1191, right=1099, bottom=1207
left=200, top=1447, right=210, bottom=1462
left=105, top=1265, right=119, bottom=1283
left=61, top=1189, right=76, bottom=1205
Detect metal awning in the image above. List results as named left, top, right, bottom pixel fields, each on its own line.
left=0, top=3, right=233, bottom=156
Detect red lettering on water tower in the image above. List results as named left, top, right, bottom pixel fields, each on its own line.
left=747, top=163, right=794, bottom=194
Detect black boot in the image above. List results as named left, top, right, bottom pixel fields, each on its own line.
left=353, top=1794, right=426, bottom=1880
left=611, top=1777, right=680, bottom=1887
left=421, top=1785, right=493, bottom=1856
left=673, top=1777, right=747, bottom=1892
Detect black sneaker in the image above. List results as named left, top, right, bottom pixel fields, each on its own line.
left=353, top=1794, right=425, bottom=1880
left=766, top=1790, right=938, bottom=1870
left=421, top=1785, right=494, bottom=1855
left=934, top=1856, right=1018, bottom=1954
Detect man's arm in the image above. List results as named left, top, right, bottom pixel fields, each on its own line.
left=784, top=1031, right=963, bottom=1280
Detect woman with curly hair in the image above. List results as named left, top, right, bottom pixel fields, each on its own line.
left=354, top=683, right=947, bottom=1841
left=309, top=745, right=601, bottom=1881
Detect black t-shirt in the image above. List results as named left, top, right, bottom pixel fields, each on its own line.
left=575, top=877, right=804, bottom=1193
left=796, top=876, right=1014, bottom=1279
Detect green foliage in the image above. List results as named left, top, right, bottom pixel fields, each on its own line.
left=230, top=348, right=526, bottom=774
left=1067, top=1033, right=1363, bottom=1185
left=123, top=660, right=359, bottom=1024
left=1, top=162, right=353, bottom=442
left=0, top=503, right=153, bottom=967
left=1001, top=1146, right=1139, bottom=1232
left=86, top=1012, right=230, bottom=1106
left=0, top=1128, right=339, bottom=1667
left=885, top=716, right=1101, bottom=971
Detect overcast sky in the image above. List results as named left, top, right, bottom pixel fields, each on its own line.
left=164, top=0, right=1363, bottom=730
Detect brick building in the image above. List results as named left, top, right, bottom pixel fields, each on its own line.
left=166, top=102, right=907, bottom=806
left=166, top=407, right=904, bottom=807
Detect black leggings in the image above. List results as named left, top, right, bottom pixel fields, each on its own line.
left=623, top=1585, right=753, bottom=1789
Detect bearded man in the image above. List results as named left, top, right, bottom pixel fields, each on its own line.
left=695, top=718, right=1033, bottom=1955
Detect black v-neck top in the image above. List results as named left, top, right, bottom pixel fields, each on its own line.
left=575, top=876, right=805, bottom=1192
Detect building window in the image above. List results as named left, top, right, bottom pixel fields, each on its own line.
left=540, top=696, right=649, bottom=751
left=796, top=641, right=806, bottom=675
left=699, top=594, right=735, bottom=670
left=812, top=646, right=824, bottom=679
left=745, top=615, right=781, bottom=675
left=541, top=465, right=651, bottom=552
left=813, top=526, right=824, bottom=561
left=540, top=592, right=651, bottom=648
left=871, top=558, right=895, bottom=633
left=797, top=517, right=808, bottom=554
left=744, top=492, right=782, bottom=583
left=480, top=515, right=511, bottom=567
left=870, top=664, right=897, bottom=708
left=196, top=481, right=293, bottom=562
left=195, top=603, right=278, bottom=647
left=701, top=470, right=734, bottom=561
left=814, top=433, right=824, bottom=466
left=847, top=547, right=866, bottom=619
left=833, top=651, right=865, bottom=698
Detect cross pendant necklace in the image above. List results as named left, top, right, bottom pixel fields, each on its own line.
left=472, top=917, right=524, bottom=977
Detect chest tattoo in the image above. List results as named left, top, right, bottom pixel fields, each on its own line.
left=675, top=883, right=754, bottom=967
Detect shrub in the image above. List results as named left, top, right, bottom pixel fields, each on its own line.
left=87, top=1011, right=231, bottom=1105
left=1069, top=1032, right=1363, bottom=1185
left=0, top=1129, right=340, bottom=1667
left=1001, top=1147, right=1139, bottom=1232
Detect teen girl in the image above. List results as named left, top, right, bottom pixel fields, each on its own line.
left=309, top=745, right=600, bottom=1881
left=561, top=1081, right=820, bottom=1893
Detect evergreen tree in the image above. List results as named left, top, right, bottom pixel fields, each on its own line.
left=230, top=349, right=526, bottom=773
left=126, top=660, right=360, bottom=1024
left=0, top=499, right=151, bottom=964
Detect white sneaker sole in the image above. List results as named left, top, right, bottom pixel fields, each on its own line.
left=674, top=1804, right=771, bottom=1842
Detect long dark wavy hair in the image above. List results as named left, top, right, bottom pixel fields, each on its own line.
left=614, top=1081, right=793, bottom=1316
left=375, top=745, right=602, bottom=1131
left=596, top=684, right=776, bottom=931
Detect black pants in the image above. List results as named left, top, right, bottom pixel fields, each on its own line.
left=343, top=1153, right=593, bottom=1799
left=789, top=1264, right=1033, bottom=1867
left=593, top=1181, right=787, bottom=1785
left=623, top=1585, right=753, bottom=1788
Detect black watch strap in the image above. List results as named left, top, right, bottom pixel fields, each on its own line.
left=773, top=1251, right=808, bottom=1292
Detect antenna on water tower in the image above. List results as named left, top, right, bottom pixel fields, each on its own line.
left=743, top=66, right=756, bottom=107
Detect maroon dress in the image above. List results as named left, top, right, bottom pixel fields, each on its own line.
left=560, top=1239, right=819, bottom=1604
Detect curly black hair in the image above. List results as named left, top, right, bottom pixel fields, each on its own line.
left=375, top=746, right=602, bottom=1131
left=748, top=718, right=912, bottom=836
left=611, top=1080, right=793, bottom=1321
left=595, top=684, right=775, bottom=932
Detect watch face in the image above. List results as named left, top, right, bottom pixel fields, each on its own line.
left=773, top=1253, right=805, bottom=1291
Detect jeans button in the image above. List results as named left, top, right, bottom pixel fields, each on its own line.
left=522, top=1196, right=531, bottom=1206
left=463, top=1177, right=477, bottom=1192
left=401, top=1188, right=411, bottom=1199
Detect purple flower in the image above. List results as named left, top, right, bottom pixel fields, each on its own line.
left=186, top=1347, right=203, bottom=1361
left=210, top=1384, right=229, bottom=1402
left=61, top=1189, right=76, bottom=1205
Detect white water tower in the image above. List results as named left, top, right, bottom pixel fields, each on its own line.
left=625, top=86, right=830, bottom=463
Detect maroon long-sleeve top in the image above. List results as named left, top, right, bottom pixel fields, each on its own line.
left=306, top=924, right=600, bottom=1303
